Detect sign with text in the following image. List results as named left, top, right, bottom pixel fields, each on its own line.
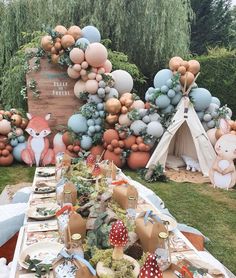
left=27, top=58, right=82, bottom=130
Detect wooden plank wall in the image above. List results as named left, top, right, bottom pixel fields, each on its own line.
left=27, top=58, right=82, bottom=131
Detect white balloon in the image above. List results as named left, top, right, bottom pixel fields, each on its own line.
left=74, top=80, right=86, bottom=98
left=111, top=70, right=133, bottom=95
left=146, top=121, right=164, bottom=138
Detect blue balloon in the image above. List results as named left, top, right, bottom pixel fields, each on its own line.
left=80, top=135, right=92, bottom=150
left=155, top=95, right=170, bottom=109
left=82, top=26, right=101, bottom=43
left=171, top=92, right=182, bottom=106
left=75, top=38, right=90, bottom=50
left=17, top=135, right=25, bottom=143
left=211, top=96, right=221, bottom=107
left=68, top=114, right=88, bottom=133
left=154, top=69, right=173, bottom=88
left=10, top=138, right=18, bottom=147
left=13, top=142, right=27, bottom=162
left=189, top=88, right=212, bottom=112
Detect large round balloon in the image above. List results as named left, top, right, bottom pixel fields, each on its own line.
left=154, top=69, right=173, bottom=88
left=211, top=97, right=221, bottom=107
left=103, top=60, right=112, bottom=73
left=146, top=121, right=164, bottom=138
left=14, top=142, right=27, bottom=162
left=67, top=67, right=80, bottom=79
left=85, top=80, right=99, bottom=94
left=69, top=48, right=85, bottom=64
left=53, top=133, right=66, bottom=155
left=75, top=38, right=90, bottom=50
left=189, top=88, right=212, bottom=112
left=155, top=95, right=170, bottom=109
left=85, top=43, right=108, bottom=67
left=68, top=114, right=88, bottom=133
left=74, top=80, right=86, bottom=98
left=111, top=70, right=133, bottom=95
left=82, top=25, right=101, bottom=43
left=80, top=135, right=93, bottom=150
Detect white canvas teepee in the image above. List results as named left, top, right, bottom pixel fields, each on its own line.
left=146, top=97, right=216, bottom=176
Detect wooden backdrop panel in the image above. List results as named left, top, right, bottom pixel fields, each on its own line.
left=27, top=58, right=82, bottom=131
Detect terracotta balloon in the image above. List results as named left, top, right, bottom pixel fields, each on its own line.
left=181, top=60, right=189, bottom=69
left=0, top=154, right=14, bottom=166
left=85, top=80, right=99, bottom=94
left=106, top=114, right=119, bottom=124
left=54, top=42, right=62, bottom=51
left=169, top=56, right=183, bottom=71
left=61, top=35, right=75, bottom=49
left=188, top=60, right=200, bottom=75
left=69, top=48, right=84, bottom=64
left=180, top=71, right=195, bottom=87
left=105, top=98, right=121, bottom=114
left=85, top=43, right=108, bottom=67
left=74, top=80, right=86, bottom=98
left=104, top=150, right=125, bottom=168
left=90, top=145, right=104, bottom=157
left=124, top=135, right=136, bottom=149
left=67, top=25, right=82, bottom=40
left=54, top=25, right=67, bottom=35
left=103, top=129, right=119, bottom=144
left=50, top=47, right=58, bottom=54
left=67, top=67, right=80, bottom=79
left=103, top=59, right=112, bottom=73
left=41, top=35, right=53, bottom=52
left=127, top=151, right=150, bottom=170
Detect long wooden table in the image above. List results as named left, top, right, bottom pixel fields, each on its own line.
left=9, top=167, right=235, bottom=278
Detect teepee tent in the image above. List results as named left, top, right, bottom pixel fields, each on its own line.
left=146, top=97, right=216, bottom=176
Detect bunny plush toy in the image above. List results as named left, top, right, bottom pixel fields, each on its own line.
left=209, top=119, right=236, bottom=190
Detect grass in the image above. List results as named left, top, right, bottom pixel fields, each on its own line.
left=125, top=170, right=236, bottom=275
left=0, top=164, right=35, bottom=193
left=0, top=166, right=235, bottom=274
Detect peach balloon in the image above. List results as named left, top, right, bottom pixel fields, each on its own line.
left=88, top=72, right=96, bottom=80
left=80, top=69, right=87, bottom=76
left=85, top=80, right=99, bottom=94
left=68, top=25, right=82, bottom=40
left=54, top=25, right=67, bottom=35
left=103, top=60, right=112, bottom=73
left=92, top=67, right=98, bottom=73
left=74, top=80, right=86, bottom=98
left=131, top=100, right=145, bottom=110
left=61, top=34, right=75, bottom=49
left=169, top=56, right=183, bottom=71
left=180, top=71, right=195, bottom=87
left=73, top=64, right=81, bottom=72
left=96, top=74, right=103, bottom=81
left=69, top=48, right=84, bottom=64
left=188, top=60, right=200, bottom=75
left=81, top=75, right=88, bottom=81
left=85, top=43, right=108, bottom=67
left=67, top=67, right=80, bottom=79
left=81, top=61, right=89, bottom=69
left=98, top=67, right=105, bottom=74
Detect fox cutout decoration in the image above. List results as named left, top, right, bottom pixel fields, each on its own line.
left=21, top=113, right=54, bottom=166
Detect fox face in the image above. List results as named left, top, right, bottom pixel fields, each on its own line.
left=26, top=113, right=51, bottom=138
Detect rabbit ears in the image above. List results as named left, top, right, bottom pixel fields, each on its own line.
left=218, top=118, right=231, bottom=135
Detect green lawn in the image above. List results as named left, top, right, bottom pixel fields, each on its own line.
left=124, top=170, right=236, bottom=275
left=0, top=166, right=235, bottom=274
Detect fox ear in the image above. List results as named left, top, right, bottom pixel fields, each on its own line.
left=45, top=113, right=51, bottom=121
left=26, top=113, right=32, bottom=120
left=219, top=118, right=230, bottom=135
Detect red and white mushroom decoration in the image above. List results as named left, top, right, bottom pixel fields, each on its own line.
left=139, top=254, right=163, bottom=278
left=109, top=220, right=128, bottom=260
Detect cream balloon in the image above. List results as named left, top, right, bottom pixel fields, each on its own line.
left=111, top=70, right=133, bottom=95
left=103, top=60, right=112, bottom=73
left=74, top=79, right=86, bottom=98
left=85, top=80, right=99, bottom=94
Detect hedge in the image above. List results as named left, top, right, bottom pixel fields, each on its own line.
left=196, top=51, right=236, bottom=118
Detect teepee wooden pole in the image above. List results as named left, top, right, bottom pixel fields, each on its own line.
left=185, top=72, right=200, bottom=96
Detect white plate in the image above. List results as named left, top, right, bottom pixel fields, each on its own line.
left=19, top=242, right=63, bottom=270
left=27, top=203, right=60, bottom=220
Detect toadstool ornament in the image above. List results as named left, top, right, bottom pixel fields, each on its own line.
left=86, top=153, right=96, bottom=167
left=139, top=254, right=163, bottom=278
left=109, top=220, right=128, bottom=260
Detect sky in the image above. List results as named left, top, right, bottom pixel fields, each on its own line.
left=232, top=0, right=236, bottom=5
